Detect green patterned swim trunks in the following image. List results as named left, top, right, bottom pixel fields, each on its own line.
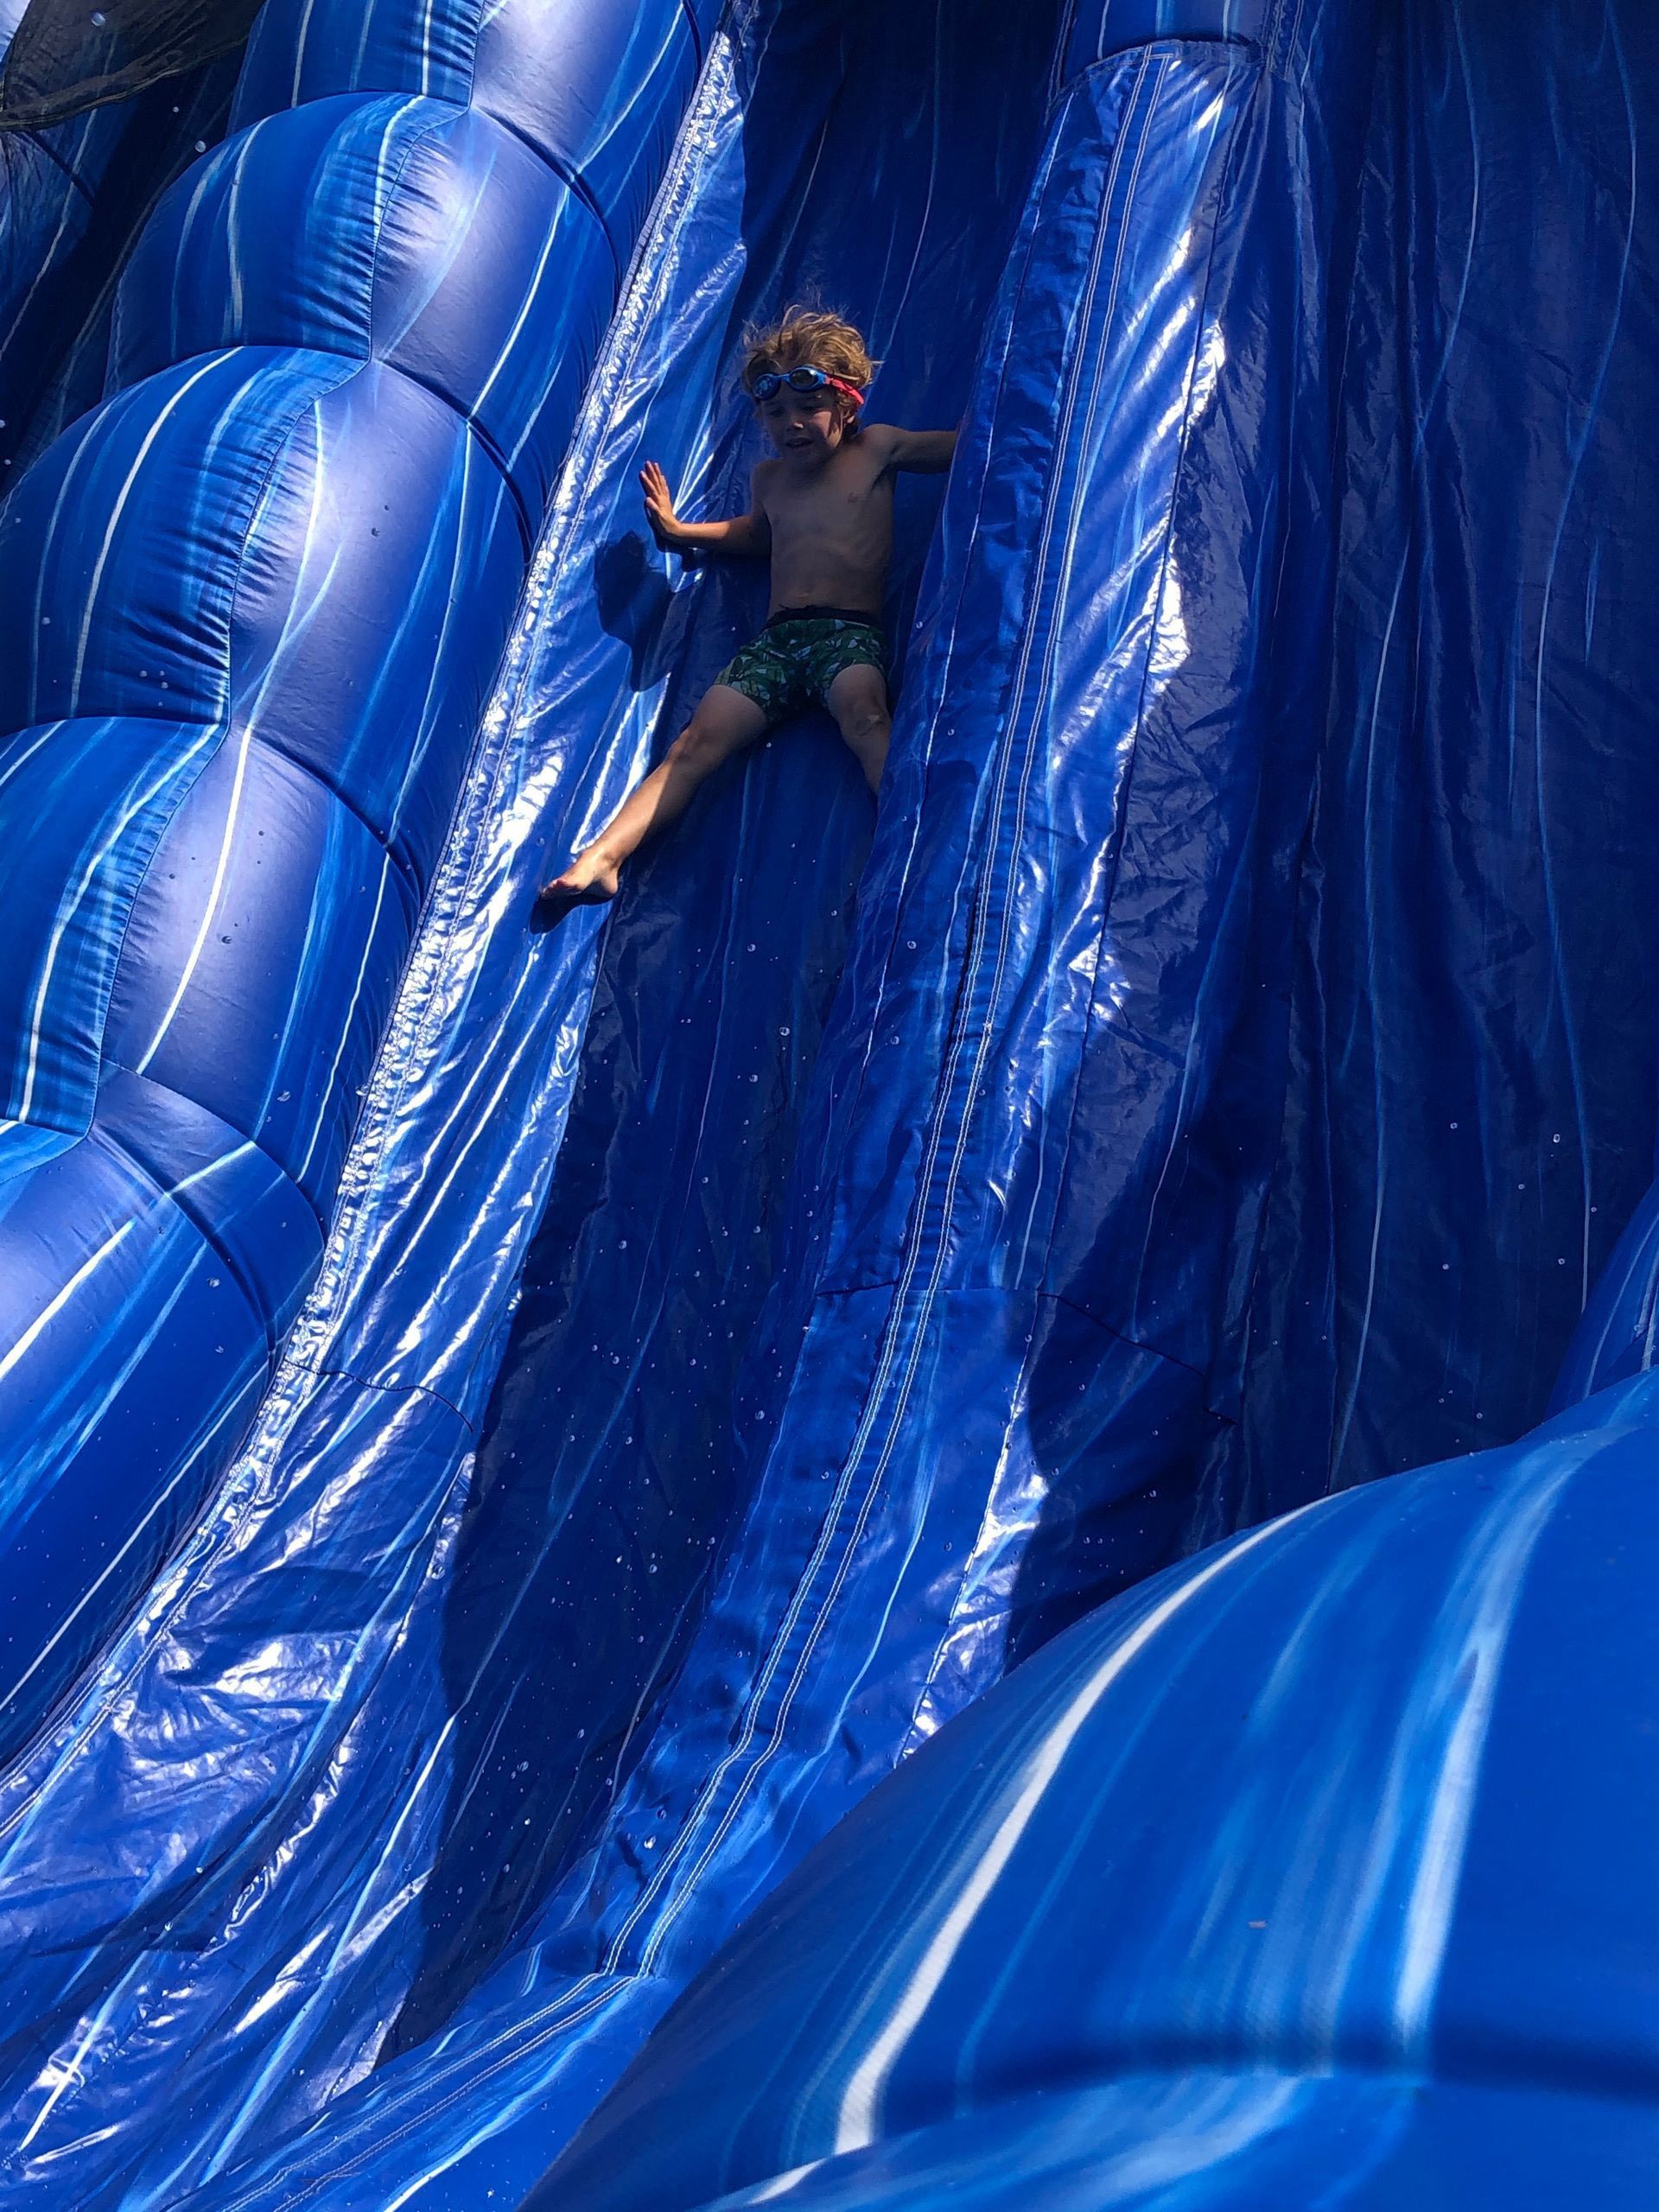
left=714, top=604, right=888, bottom=726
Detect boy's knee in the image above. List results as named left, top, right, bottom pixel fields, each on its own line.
left=842, top=700, right=890, bottom=744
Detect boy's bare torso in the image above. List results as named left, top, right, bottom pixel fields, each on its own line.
left=754, top=425, right=903, bottom=617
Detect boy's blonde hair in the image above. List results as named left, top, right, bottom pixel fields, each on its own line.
left=741, top=306, right=876, bottom=396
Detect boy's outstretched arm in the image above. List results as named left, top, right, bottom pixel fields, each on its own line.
left=878, top=427, right=959, bottom=474
left=640, top=460, right=772, bottom=556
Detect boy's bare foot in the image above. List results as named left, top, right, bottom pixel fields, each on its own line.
left=536, top=849, right=620, bottom=922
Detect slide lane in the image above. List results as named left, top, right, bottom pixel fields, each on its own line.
left=1226, top=0, right=1659, bottom=1514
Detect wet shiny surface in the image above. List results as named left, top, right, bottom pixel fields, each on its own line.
left=0, top=0, right=1656, bottom=2207
left=0, top=0, right=714, bottom=1760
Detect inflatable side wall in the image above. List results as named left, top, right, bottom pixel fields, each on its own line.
left=0, top=0, right=1655, bottom=2207
left=0, top=0, right=715, bottom=1758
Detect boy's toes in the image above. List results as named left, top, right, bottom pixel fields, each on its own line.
left=532, top=857, right=620, bottom=927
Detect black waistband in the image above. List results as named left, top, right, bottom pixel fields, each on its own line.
left=763, top=603, right=884, bottom=631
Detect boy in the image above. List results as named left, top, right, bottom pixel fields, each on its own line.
left=540, top=308, right=957, bottom=912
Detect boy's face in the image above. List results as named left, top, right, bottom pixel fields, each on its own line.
left=756, top=384, right=849, bottom=469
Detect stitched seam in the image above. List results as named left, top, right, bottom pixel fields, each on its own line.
left=284, top=1357, right=470, bottom=1428
left=364, top=109, right=454, bottom=359
left=104, top=1063, right=330, bottom=1237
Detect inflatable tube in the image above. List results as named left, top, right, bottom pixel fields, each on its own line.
left=0, top=0, right=716, bottom=1759
left=539, top=1369, right=1659, bottom=2211
left=0, top=0, right=1656, bottom=2207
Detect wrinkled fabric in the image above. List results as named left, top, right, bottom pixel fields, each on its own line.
left=0, top=19, right=241, bottom=473
left=1224, top=0, right=1659, bottom=1515
left=0, top=1, right=1656, bottom=2209
left=0, top=0, right=715, bottom=1762
left=0, top=0, right=261, bottom=128
left=537, top=1370, right=1659, bottom=2211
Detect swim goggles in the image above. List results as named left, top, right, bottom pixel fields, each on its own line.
left=749, top=363, right=866, bottom=409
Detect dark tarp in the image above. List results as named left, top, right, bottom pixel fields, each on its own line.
left=0, top=0, right=263, bottom=129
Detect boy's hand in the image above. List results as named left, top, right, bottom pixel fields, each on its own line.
left=639, top=461, right=680, bottom=549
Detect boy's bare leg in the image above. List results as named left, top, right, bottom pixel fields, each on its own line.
left=541, top=683, right=771, bottom=905
left=826, top=662, right=891, bottom=794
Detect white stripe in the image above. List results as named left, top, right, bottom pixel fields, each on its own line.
left=0, top=721, right=66, bottom=803
left=834, top=1512, right=1293, bottom=2152
left=1390, top=1458, right=1574, bottom=2052
left=492, top=214, right=572, bottom=459
left=0, top=1224, right=133, bottom=1390
left=289, top=0, right=320, bottom=107
left=226, top=130, right=257, bottom=329
left=130, top=728, right=255, bottom=1075
left=18, top=732, right=213, bottom=1122
left=292, top=859, right=391, bottom=1188
left=747, top=2162, right=828, bottom=2203
left=67, top=354, right=228, bottom=715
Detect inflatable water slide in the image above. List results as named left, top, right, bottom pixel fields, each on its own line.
left=0, top=0, right=1656, bottom=2204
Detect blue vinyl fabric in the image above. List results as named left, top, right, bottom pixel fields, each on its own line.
left=0, top=1, right=1389, bottom=2204
left=0, top=0, right=1656, bottom=2209
left=1218, top=0, right=1659, bottom=1514
left=0, top=0, right=715, bottom=1759
left=1554, top=1175, right=1659, bottom=1408
left=533, top=1367, right=1659, bottom=2212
